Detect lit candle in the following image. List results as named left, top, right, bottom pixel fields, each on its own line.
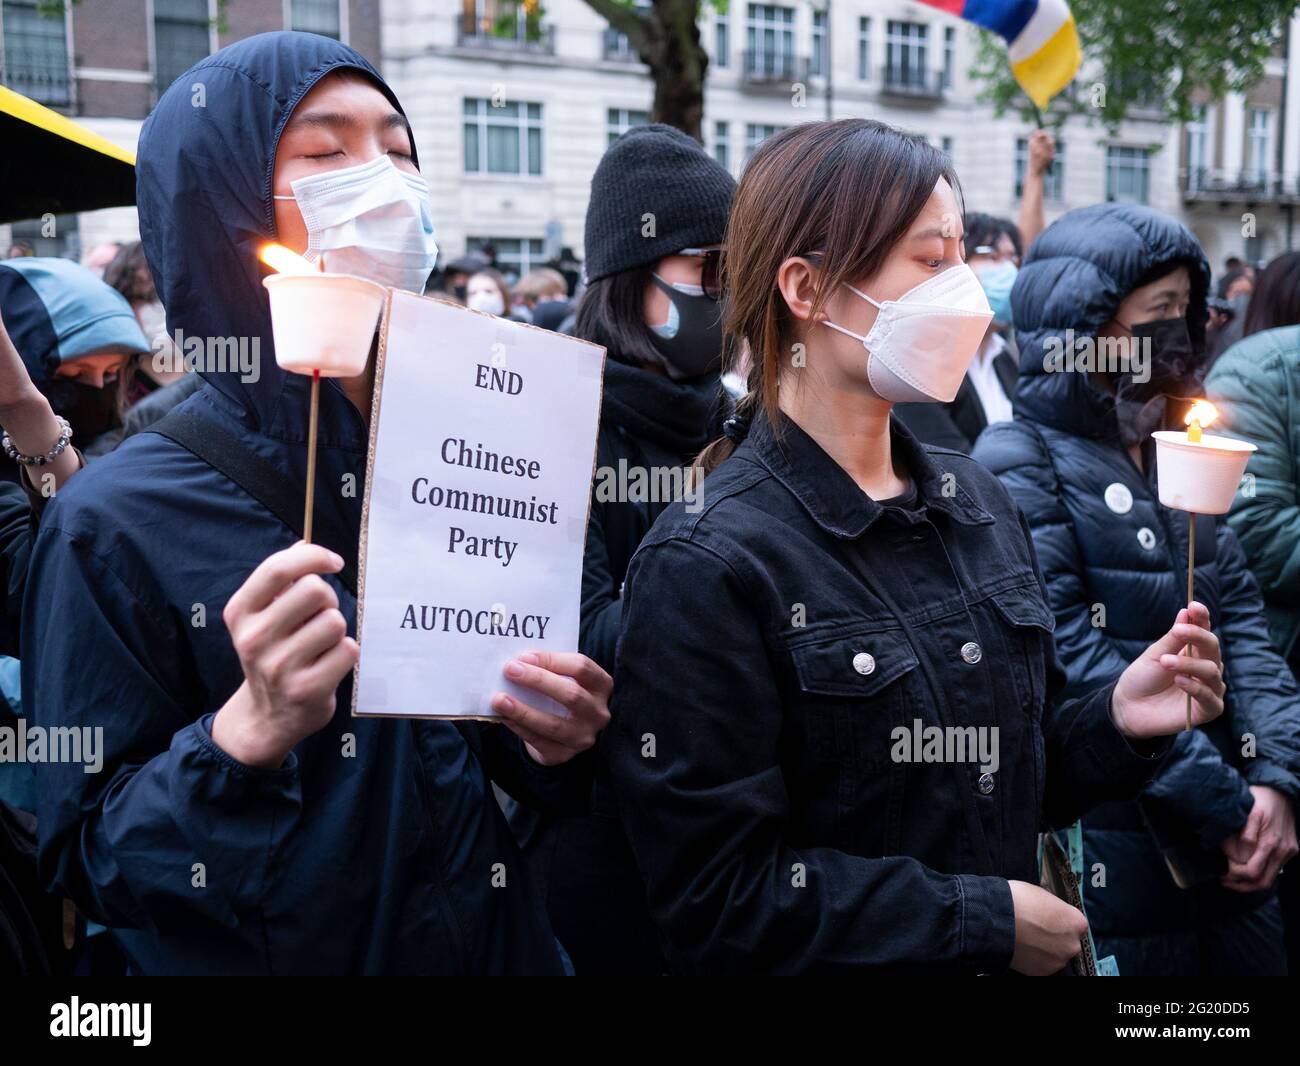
left=1185, top=399, right=1217, bottom=444
left=258, top=242, right=386, bottom=544
left=259, top=243, right=324, bottom=541
left=259, top=243, right=319, bottom=276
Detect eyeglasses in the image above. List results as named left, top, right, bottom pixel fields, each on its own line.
left=973, top=245, right=1021, bottom=267
left=678, top=247, right=723, bottom=301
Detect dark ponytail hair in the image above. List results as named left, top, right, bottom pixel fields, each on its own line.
left=694, top=119, right=959, bottom=478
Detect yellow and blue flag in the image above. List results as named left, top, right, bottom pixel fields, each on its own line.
left=921, top=0, right=1081, bottom=109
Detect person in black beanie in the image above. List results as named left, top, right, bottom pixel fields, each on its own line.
left=505, top=123, right=735, bottom=974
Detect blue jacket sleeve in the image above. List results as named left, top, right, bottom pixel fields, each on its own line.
left=23, top=524, right=304, bottom=939
left=608, top=536, right=1015, bottom=975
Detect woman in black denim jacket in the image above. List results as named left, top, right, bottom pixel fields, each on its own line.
left=606, top=120, right=1228, bottom=976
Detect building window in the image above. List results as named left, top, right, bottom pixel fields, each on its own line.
left=940, top=136, right=953, bottom=161
left=1105, top=145, right=1150, bottom=204
left=466, top=237, right=546, bottom=284
left=713, top=120, right=730, bottom=171
left=607, top=107, right=649, bottom=146
left=1015, top=137, right=1066, bottom=200
left=1184, top=104, right=1212, bottom=192
left=154, top=0, right=211, bottom=95
left=464, top=98, right=543, bottom=176
left=604, top=0, right=649, bottom=61
left=810, top=9, right=827, bottom=77
left=857, top=17, right=870, bottom=80
left=941, top=25, right=955, bottom=89
left=1, top=0, right=70, bottom=106
left=745, top=4, right=794, bottom=79
left=1246, top=108, right=1272, bottom=184
left=715, top=10, right=729, bottom=69
left=460, top=0, right=546, bottom=44
left=885, top=20, right=928, bottom=90
left=745, top=122, right=785, bottom=161
left=290, top=0, right=341, bottom=40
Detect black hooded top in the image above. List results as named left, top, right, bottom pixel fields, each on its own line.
left=22, top=32, right=579, bottom=974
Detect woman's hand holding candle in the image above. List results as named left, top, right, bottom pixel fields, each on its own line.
left=1111, top=601, right=1225, bottom=738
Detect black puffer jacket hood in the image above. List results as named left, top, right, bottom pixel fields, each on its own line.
left=1011, top=203, right=1210, bottom=441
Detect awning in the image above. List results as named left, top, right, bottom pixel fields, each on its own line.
left=0, top=84, right=136, bottom=224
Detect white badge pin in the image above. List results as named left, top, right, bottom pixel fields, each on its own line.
left=1104, top=482, right=1133, bottom=515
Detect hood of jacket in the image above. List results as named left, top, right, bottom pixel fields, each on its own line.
left=1011, top=203, right=1210, bottom=440
left=0, top=257, right=149, bottom=387
left=135, top=31, right=415, bottom=456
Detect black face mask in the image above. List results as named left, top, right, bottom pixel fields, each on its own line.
left=647, top=275, right=725, bottom=381
left=41, top=378, right=121, bottom=446
left=1113, top=316, right=1201, bottom=446
left=452, top=283, right=468, bottom=302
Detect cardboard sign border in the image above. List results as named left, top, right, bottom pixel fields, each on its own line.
left=351, top=290, right=607, bottom=720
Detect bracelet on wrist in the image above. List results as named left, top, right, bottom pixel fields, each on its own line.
left=2, top=415, right=73, bottom=466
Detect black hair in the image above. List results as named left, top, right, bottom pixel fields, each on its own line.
left=1216, top=268, right=1251, bottom=300
left=962, top=212, right=1022, bottom=261
left=572, top=263, right=663, bottom=367
left=1243, top=251, right=1300, bottom=337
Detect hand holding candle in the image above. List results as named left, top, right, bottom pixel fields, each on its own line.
left=260, top=243, right=387, bottom=542
left=1151, top=400, right=1257, bottom=730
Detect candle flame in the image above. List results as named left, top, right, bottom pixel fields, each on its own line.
left=259, top=243, right=319, bottom=276
left=1185, top=400, right=1217, bottom=442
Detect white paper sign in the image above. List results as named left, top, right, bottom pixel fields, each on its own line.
left=353, top=291, right=605, bottom=718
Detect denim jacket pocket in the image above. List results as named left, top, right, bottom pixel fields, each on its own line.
left=789, top=628, right=920, bottom=771
left=987, top=584, right=1054, bottom=716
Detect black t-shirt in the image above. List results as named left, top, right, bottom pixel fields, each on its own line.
left=875, top=478, right=920, bottom=513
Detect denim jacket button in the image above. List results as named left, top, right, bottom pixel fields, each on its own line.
left=852, top=652, right=876, bottom=676
left=977, top=772, right=995, bottom=795
left=960, top=641, right=982, bottom=664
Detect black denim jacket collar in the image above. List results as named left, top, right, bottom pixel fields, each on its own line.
left=742, top=409, right=995, bottom=539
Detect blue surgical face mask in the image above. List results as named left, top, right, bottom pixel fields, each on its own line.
left=976, top=260, right=1018, bottom=327
left=273, top=155, right=439, bottom=293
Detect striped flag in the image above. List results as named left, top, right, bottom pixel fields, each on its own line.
left=921, top=0, right=1082, bottom=109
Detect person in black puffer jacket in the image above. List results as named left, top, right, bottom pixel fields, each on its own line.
left=505, top=125, right=734, bottom=974
left=974, top=203, right=1300, bottom=975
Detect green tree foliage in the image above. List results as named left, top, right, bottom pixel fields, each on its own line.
left=970, top=0, right=1297, bottom=130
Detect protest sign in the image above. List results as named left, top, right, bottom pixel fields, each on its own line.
left=353, top=291, right=605, bottom=719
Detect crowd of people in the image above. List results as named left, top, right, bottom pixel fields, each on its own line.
left=0, top=29, right=1297, bottom=977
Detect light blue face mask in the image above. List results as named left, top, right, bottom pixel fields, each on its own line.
left=977, top=260, right=1018, bottom=327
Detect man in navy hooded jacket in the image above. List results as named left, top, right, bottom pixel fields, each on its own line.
left=22, top=32, right=611, bottom=975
